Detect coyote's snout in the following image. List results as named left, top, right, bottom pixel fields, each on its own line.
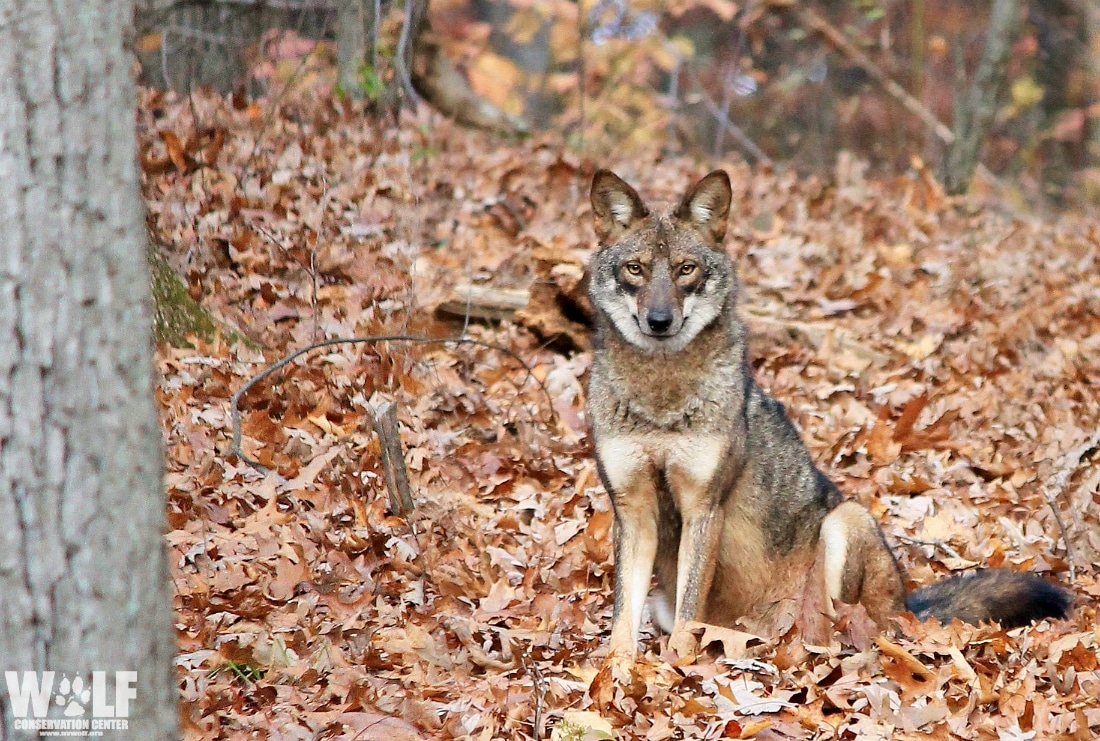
left=628, top=259, right=684, bottom=338
left=585, top=169, right=1073, bottom=666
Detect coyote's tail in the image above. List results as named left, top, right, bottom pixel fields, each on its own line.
left=906, top=569, right=1073, bottom=628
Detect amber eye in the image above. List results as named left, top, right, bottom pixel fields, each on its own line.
left=678, top=263, right=697, bottom=277
left=624, top=261, right=644, bottom=276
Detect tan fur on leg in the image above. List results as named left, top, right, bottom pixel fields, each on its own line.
left=823, top=502, right=905, bottom=629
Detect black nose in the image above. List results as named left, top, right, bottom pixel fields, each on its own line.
left=646, top=308, right=673, bottom=334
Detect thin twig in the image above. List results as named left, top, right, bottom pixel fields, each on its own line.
left=764, top=0, right=1009, bottom=189
left=248, top=214, right=321, bottom=340
left=309, top=248, right=319, bottom=342
left=160, top=24, right=248, bottom=45
left=713, top=66, right=736, bottom=160
left=160, top=19, right=172, bottom=88
left=229, top=333, right=557, bottom=472
left=179, top=0, right=337, bottom=8
left=249, top=218, right=286, bottom=249
left=769, top=1, right=954, bottom=145
left=518, top=645, right=546, bottom=741
left=576, top=10, right=587, bottom=151
left=1040, top=489, right=1076, bottom=581
left=692, top=73, right=774, bottom=168
left=371, top=0, right=381, bottom=73
left=894, top=533, right=964, bottom=562
left=665, top=52, right=681, bottom=152
left=309, top=175, right=330, bottom=343
left=237, top=13, right=335, bottom=192
left=1040, top=427, right=1100, bottom=581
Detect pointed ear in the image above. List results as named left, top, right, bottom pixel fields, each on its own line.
left=590, top=169, right=649, bottom=243
left=674, top=170, right=732, bottom=244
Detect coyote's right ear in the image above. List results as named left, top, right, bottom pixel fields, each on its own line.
left=591, top=170, right=648, bottom=244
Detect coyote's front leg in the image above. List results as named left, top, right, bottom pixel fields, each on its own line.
left=665, top=436, right=728, bottom=657
left=597, top=438, right=658, bottom=666
left=607, top=487, right=658, bottom=666
left=668, top=505, right=721, bottom=656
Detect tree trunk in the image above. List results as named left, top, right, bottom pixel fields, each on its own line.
left=1085, top=0, right=1100, bottom=167
left=149, top=245, right=248, bottom=347
left=337, top=0, right=376, bottom=99
left=0, top=2, right=179, bottom=738
left=943, top=0, right=1022, bottom=194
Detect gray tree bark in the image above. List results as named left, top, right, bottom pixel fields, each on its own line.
left=0, top=2, right=179, bottom=738
left=337, top=0, right=376, bottom=98
left=1084, top=0, right=1100, bottom=167
left=943, top=0, right=1022, bottom=194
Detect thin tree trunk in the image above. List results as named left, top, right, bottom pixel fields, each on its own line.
left=0, top=1, right=179, bottom=738
left=1085, top=0, right=1100, bottom=167
left=944, top=0, right=1022, bottom=194
left=396, top=0, right=428, bottom=106
left=337, top=0, right=375, bottom=98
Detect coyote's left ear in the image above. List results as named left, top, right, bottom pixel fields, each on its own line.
left=674, top=170, right=732, bottom=244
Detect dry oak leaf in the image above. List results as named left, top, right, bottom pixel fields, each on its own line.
left=693, top=621, right=768, bottom=660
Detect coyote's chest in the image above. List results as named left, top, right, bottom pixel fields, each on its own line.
left=590, top=349, right=742, bottom=434
left=595, top=431, right=728, bottom=501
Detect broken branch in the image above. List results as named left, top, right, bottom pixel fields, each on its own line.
left=370, top=401, right=415, bottom=515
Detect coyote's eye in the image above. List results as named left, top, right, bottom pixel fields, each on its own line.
left=624, top=262, right=644, bottom=276
left=678, top=263, right=697, bottom=277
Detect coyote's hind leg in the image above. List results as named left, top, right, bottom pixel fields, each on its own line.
left=819, top=502, right=906, bottom=628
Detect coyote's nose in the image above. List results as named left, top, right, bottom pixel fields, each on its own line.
left=646, top=308, right=674, bottom=334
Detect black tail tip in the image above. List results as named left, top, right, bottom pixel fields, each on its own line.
left=1014, top=575, right=1075, bottom=625
left=907, top=569, right=1074, bottom=629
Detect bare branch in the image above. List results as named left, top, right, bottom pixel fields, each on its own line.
left=894, top=533, right=964, bottom=562
left=764, top=0, right=1007, bottom=192
left=769, top=1, right=954, bottom=145
left=229, top=333, right=557, bottom=472
left=696, top=81, right=775, bottom=168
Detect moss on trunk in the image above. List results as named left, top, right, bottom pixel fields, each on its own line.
left=149, top=247, right=244, bottom=347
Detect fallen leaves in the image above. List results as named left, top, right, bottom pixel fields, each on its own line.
left=145, top=88, right=1099, bottom=739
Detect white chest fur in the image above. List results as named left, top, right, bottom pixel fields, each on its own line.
left=597, top=433, right=726, bottom=502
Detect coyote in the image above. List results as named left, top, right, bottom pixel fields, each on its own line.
left=585, top=169, right=1073, bottom=662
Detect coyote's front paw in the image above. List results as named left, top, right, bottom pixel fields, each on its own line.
left=606, top=649, right=636, bottom=677
left=606, top=632, right=638, bottom=675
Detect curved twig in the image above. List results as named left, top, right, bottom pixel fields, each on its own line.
left=229, top=333, right=557, bottom=472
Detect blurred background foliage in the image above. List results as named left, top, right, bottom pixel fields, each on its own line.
left=135, top=0, right=1100, bottom=208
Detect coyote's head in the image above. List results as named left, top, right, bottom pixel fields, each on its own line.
left=589, top=169, right=734, bottom=354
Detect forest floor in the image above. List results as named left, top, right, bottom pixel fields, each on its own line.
left=143, top=89, right=1100, bottom=740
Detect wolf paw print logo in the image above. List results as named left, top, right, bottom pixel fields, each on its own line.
left=4, top=670, right=137, bottom=736
left=54, top=675, right=92, bottom=717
